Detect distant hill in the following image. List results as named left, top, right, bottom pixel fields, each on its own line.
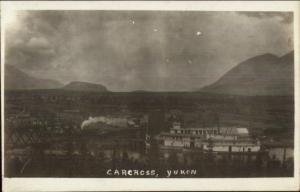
left=131, top=90, right=152, bottom=93
left=200, top=51, right=294, bottom=96
left=62, top=81, right=109, bottom=92
left=5, top=65, right=63, bottom=90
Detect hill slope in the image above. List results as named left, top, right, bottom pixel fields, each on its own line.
left=200, top=51, right=294, bottom=96
left=62, top=81, right=108, bottom=92
left=5, top=65, right=63, bottom=90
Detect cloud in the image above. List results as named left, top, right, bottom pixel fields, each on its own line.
left=5, top=11, right=294, bottom=91
left=27, top=37, right=51, bottom=49
left=238, top=12, right=293, bottom=24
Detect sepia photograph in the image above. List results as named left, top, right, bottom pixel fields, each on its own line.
left=1, top=1, right=299, bottom=191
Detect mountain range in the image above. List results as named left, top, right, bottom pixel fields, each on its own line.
left=5, top=65, right=63, bottom=90
left=200, top=51, right=294, bottom=96
left=62, top=81, right=108, bottom=92
left=5, top=51, right=294, bottom=95
left=5, top=65, right=109, bottom=92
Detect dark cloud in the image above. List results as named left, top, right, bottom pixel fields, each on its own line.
left=5, top=11, right=293, bottom=91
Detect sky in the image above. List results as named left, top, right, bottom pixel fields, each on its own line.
left=5, top=11, right=293, bottom=91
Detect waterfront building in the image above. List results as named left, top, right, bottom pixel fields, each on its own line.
left=156, top=122, right=260, bottom=153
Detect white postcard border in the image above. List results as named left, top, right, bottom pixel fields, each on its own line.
left=1, top=1, right=299, bottom=191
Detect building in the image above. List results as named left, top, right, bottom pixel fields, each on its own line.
left=156, top=122, right=260, bottom=153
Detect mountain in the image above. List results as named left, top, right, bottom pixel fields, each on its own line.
left=5, top=65, right=63, bottom=90
left=200, top=51, right=294, bottom=96
left=131, top=90, right=152, bottom=93
left=62, top=81, right=108, bottom=92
